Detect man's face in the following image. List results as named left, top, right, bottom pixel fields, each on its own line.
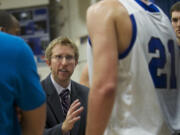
left=7, top=26, right=21, bottom=36
left=47, top=44, right=77, bottom=86
left=172, top=11, right=180, bottom=40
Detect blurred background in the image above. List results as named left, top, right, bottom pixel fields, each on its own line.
left=0, top=0, right=178, bottom=82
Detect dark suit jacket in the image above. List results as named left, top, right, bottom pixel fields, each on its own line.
left=41, top=75, right=89, bottom=135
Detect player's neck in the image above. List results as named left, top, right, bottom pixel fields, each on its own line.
left=141, top=0, right=149, bottom=4
left=178, top=38, right=180, bottom=46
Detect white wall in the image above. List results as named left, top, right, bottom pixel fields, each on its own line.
left=0, top=0, right=49, bottom=9
left=58, top=0, right=89, bottom=40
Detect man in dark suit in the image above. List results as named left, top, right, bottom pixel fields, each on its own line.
left=41, top=36, right=89, bottom=135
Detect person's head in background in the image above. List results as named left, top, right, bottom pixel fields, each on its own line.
left=45, top=36, right=79, bottom=87
left=170, top=2, right=180, bottom=45
left=0, top=10, right=20, bottom=36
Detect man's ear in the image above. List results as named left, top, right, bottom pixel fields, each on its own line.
left=75, top=60, right=78, bottom=66
left=0, top=27, right=6, bottom=32
left=46, top=59, right=51, bottom=66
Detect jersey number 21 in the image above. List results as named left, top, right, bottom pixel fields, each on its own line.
left=148, top=37, right=177, bottom=89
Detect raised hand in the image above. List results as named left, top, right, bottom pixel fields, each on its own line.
left=62, top=99, right=84, bottom=134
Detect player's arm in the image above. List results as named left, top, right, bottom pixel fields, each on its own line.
left=21, top=103, right=46, bottom=135
left=86, top=1, right=119, bottom=135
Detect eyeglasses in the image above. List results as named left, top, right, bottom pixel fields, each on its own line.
left=51, top=54, right=75, bottom=62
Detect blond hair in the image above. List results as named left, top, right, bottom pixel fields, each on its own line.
left=45, top=36, right=79, bottom=62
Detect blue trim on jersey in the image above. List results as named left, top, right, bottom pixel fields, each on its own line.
left=88, top=37, right=92, bottom=46
left=118, top=15, right=137, bottom=59
left=135, top=0, right=159, bottom=12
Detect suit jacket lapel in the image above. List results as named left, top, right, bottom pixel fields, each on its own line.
left=45, top=75, right=65, bottom=123
left=70, top=81, right=80, bottom=135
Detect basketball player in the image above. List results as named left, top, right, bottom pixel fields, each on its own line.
left=85, top=0, right=179, bottom=135
left=170, top=2, right=180, bottom=45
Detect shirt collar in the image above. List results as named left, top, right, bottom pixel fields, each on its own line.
left=50, top=74, right=71, bottom=95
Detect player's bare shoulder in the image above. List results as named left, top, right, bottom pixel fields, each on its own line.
left=87, top=0, right=125, bottom=21
left=86, top=0, right=126, bottom=25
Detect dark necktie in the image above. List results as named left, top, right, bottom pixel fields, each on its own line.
left=59, top=89, right=70, bottom=117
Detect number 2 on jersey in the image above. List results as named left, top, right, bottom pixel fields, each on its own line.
left=148, top=37, right=177, bottom=89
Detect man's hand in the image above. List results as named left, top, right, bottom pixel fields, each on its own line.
left=62, top=99, right=84, bottom=133
left=16, top=106, right=22, bottom=123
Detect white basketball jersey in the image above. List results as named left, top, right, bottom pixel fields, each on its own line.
left=87, top=0, right=179, bottom=135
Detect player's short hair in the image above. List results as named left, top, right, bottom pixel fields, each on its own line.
left=170, top=2, right=180, bottom=17
left=0, top=10, right=16, bottom=31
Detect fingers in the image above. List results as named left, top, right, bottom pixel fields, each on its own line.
left=63, top=99, right=84, bottom=131
left=71, top=106, right=84, bottom=119
left=69, top=106, right=84, bottom=123
left=68, top=99, right=82, bottom=114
